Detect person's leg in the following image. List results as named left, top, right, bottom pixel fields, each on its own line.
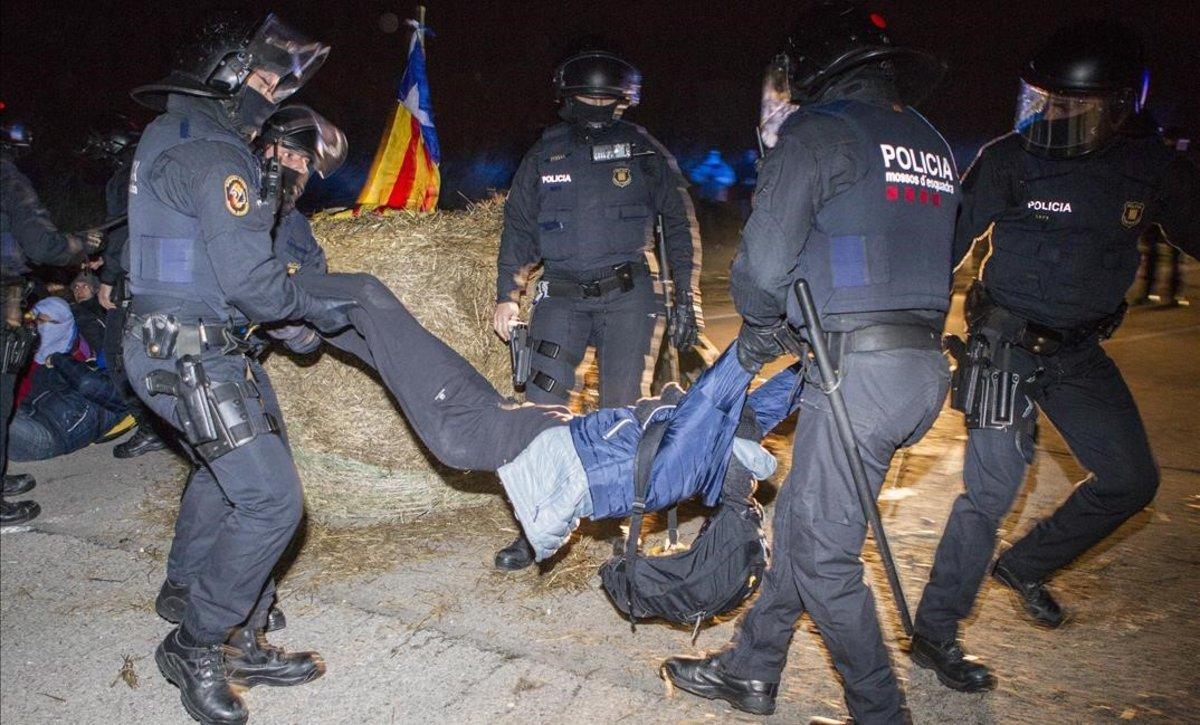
left=164, top=465, right=229, bottom=587
left=595, top=279, right=663, bottom=408
left=526, top=295, right=590, bottom=406
left=1001, top=344, right=1158, bottom=582
left=303, top=273, right=571, bottom=471
left=7, top=413, right=65, bottom=461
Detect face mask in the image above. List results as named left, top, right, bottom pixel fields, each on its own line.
left=559, top=98, right=620, bottom=130
left=279, top=166, right=309, bottom=214
left=232, top=85, right=278, bottom=140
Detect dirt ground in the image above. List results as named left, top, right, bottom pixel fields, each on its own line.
left=1, top=253, right=1197, bottom=723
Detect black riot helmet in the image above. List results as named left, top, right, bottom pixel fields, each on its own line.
left=80, top=114, right=141, bottom=165
left=256, top=105, right=347, bottom=211
left=257, top=105, right=347, bottom=179
left=553, top=51, right=642, bottom=106
left=779, top=0, right=945, bottom=106
left=1014, top=21, right=1149, bottom=158
left=132, top=14, right=329, bottom=114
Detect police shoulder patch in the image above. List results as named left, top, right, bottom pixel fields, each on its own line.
left=224, top=174, right=250, bottom=217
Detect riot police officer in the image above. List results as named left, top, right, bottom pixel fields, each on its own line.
left=2, top=116, right=93, bottom=525
left=662, top=3, right=957, bottom=721
left=125, top=14, right=354, bottom=724
left=79, top=116, right=168, bottom=459
left=911, top=21, right=1199, bottom=693
left=154, top=105, right=346, bottom=639
left=491, top=50, right=701, bottom=571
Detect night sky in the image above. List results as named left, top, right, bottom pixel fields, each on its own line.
left=3, top=0, right=1197, bottom=209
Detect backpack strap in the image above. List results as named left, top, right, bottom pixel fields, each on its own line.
left=625, top=418, right=669, bottom=631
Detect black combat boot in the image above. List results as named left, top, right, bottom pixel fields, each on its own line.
left=156, top=579, right=287, bottom=632
left=909, top=633, right=996, bottom=693
left=2, top=473, right=36, bottom=496
left=225, top=626, right=325, bottom=688
left=493, top=533, right=536, bottom=571
left=0, top=497, right=40, bottom=526
left=155, top=626, right=248, bottom=725
left=113, top=424, right=167, bottom=459
left=991, top=558, right=1066, bottom=628
left=660, top=654, right=778, bottom=716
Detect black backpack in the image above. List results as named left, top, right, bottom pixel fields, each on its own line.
left=599, top=421, right=770, bottom=635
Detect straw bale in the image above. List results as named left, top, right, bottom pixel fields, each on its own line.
left=264, top=199, right=519, bottom=522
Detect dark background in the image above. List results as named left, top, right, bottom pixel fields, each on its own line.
left=2, top=0, right=1197, bottom=218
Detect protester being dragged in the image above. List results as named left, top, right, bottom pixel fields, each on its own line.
left=7, top=297, right=130, bottom=462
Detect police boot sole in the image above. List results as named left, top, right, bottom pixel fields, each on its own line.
left=229, top=656, right=326, bottom=689
left=659, top=664, right=776, bottom=716
left=909, top=649, right=996, bottom=693
left=155, top=646, right=248, bottom=725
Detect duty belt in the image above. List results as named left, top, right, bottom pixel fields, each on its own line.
left=127, top=313, right=255, bottom=358
left=815, top=324, right=942, bottom=369
left=537, top=262, right=639, bottom=299
left=966, top=283, right=1125, bottom=355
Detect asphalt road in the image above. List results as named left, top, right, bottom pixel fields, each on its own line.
left=2, top=252, right=1197, bottom=723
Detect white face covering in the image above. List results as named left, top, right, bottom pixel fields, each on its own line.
left=759, top=58, right=799, bottom=150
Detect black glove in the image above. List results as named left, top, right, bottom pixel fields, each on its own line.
left=670, top=289, right=701, bottom=350
left=306, top=296, right=358, bottom=335
left=736, top=319, right=801, bottom=374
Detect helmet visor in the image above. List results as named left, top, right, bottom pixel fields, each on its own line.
left=268, top=106, right=347, bottom=178
left=1014, top=79, right=1132, bottom=156
left=247, top=14, right=330, bottom=102
left=759, top=55, right=799, bottom=149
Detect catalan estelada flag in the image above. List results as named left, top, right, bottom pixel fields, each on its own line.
left=355, top=21, right=440, bottom=212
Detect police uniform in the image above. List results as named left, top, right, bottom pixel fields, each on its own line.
left=498, top=119, right=699, bottom=407
left=2, top=151, right=82, bottom=490
left=123, top=93, right=337, bottom=645
left=914, top=130, right=1199, bottom=642
left=714, top=82, right=958, bottom=721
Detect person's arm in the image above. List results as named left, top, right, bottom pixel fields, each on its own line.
left=1154, top=154, right=1200, bottom=260
left=952, top=140, right=1012, bottom=269
left=0, top=155, right=83, bottom=267
left=729, top=133, right=824, bottom=326
left=157, top=144, right=321, bottom=324
left=644, top=134, right=702, bottom=297
left=44, top=354, right=126, bottom=413
left=496, top=150, right=542, bottom=304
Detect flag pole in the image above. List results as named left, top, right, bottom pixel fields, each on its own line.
left=416, top=6, right=426, bottom=48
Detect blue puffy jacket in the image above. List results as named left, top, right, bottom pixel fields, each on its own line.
left=16, top=354, right=128, bottom=457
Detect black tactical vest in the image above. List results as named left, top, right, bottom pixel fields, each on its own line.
left=127, top=99, right=265, bottom=322
left=529, top=121, right=661, bottom=278
left=980, top=133, right=1175, bottom=329
left=784, top=100, right=960, bottom=323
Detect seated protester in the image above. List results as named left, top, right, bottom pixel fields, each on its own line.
left=8, top=297, right=129, bottom=461
left=70, top=271, right=106, bottom=360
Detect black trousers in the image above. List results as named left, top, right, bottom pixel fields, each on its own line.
left=103, top=304, right=150, bottom=425
left=127, top=342, right=300, bottom=645
left=1, top=370, right=15, bottom=478
left=915, top=339, right=1159, bottom=642
left=720, top=349, right=949, bottom=724
left=526, top=268, right=664, bottom=408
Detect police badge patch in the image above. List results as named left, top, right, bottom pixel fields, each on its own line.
left=1121, top=201, right=1144, bottom=228
left=612, top=167, right=632, bottom=188
left=224, top=175, right=250, bottom=217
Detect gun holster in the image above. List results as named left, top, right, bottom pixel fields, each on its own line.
left=144, top=357, right=279, bottom=461
left=509, top=321, right=532, bottom=390
left=1, top=324, right=36, bottom=375
left=946, top=332, right=1025, bottom=430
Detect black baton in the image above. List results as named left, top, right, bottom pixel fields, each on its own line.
left=793, top=279, right=914, bottom=638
